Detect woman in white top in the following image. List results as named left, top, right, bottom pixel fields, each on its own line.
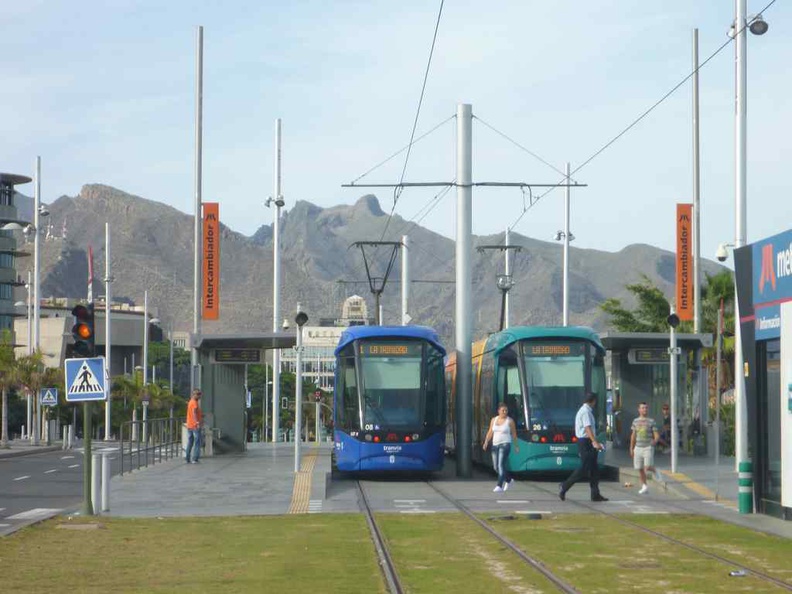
left=482, top=403, right=520, bottom=492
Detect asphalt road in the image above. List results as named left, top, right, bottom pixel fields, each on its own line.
left=0, top=445, right=122, bottom=536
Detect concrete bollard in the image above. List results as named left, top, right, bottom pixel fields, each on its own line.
left=738, top=460, right=753, bottom=514
left=101, top=453, right=110, bottom=512
left=62, top=426, right=68, bottom=450
left=92, top=454, right=101, bottom=514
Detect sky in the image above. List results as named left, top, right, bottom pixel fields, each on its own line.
left=1, top=1, right=790, bottom=265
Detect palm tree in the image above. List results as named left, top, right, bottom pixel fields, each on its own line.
left=0, top=330, right=16, bottom=448
left=12, top=351, right=63, bottom=445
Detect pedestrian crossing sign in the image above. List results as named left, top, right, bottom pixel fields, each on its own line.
left=64, top=357, right=107, bottom=402
left=40, top=388, right=58, bottom=406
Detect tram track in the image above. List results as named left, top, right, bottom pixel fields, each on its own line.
left=527, top=481, right=792, bottom=592
left=356, top=481, right=405, bottom=594
left=426, top=480, right=580, bottom=594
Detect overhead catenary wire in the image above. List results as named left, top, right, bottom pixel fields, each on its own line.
left=505, top=0, right=779, bottom=236
left=380, top=0, right=445, bottom=241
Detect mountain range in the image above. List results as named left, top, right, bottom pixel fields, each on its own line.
left=13, top=184, right=723, bottom=347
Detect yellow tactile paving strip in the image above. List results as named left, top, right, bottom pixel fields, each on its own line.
left=287, top=447, right=318, bottom=514
left=665, top=471, right=737, bottom=509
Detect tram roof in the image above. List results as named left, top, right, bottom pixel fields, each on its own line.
left=485, top=325, right=604, bottom=353
left=335, top=325, right=446, bottom=355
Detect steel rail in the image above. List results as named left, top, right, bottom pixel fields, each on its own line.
left=427, top=481, right=580, bottom=594
left=528, top=482, right=792, bottom=591
left=356, top=481, right=405, bottom=594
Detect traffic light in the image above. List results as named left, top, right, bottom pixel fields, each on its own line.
left=71, top=303, right=95, bottom=357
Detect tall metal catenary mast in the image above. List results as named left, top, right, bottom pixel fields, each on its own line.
left=401, top=235, right=410, bottom=325
left=456, top=104, right=473, bottom=477
left=191, top=26, right=203, bottom=393
left=272, top=119, right=284, bottom=443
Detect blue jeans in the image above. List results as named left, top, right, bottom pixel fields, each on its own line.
left=186, top=428, right=202, bottom=462
left=491, top=443, right=512, bottom=487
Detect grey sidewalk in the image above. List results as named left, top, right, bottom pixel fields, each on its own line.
left=0, top=440, right=63, bottom=459
left=608, top=445, right=738, bottom=502
left=107, top=442, right=332, bottom=518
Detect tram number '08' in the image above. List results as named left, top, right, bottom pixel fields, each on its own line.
left=364, top=424, right=374, bottom=431
left=557, top=457, right=562, bottom=466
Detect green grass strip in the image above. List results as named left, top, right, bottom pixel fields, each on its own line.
left=377, top=513, right=561, bottom=593
left=0, top=515, right=384, bottom=594
left=487, top=513, right=787, bottom=594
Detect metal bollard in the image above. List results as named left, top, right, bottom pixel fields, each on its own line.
left=101, top=453, right=110, bottom=512
left=92, top=453, right=101, bottom=514
left=738, top=460, right=753, bottom=514
left=62, top=426, right=67, bottom=450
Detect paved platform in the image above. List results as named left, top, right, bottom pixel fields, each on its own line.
left=97, top=441, right=792, bottom=540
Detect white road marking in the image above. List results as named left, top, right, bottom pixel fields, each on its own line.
left=515, top=511, right=552, bottom=515
left=497, top=500, right=530, bottom=504
left=0, top=523, right=10, bottom=528
left=44, top=469, right=57, bottom=474
left=13, top=476, right=30, bottom=481
left=6, top=508, right=62, bottom=520
left=399, top=509, right=436, bottom=514
left=393, top=499, right=426, bottom=504
left=68, top=464, right=80, bottom=468
left=61, top=455, right=75, bottom=460
left=308, top=500, right=322, bottom=514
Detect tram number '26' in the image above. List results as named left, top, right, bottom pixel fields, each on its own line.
left=557, top=457, right=562, bottom=466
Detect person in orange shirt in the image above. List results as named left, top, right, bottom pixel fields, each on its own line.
left=185, top=389, right=203, bottom=464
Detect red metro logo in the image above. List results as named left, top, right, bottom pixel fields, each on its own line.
left=758, top=243, right=777, bottom=294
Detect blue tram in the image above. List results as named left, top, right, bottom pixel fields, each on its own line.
left=333, top=325, right=447, bottom=472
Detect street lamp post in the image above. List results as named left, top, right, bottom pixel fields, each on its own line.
left=667, top=307, right=681, bottom=474
left=553, top=229, right=575, bottom=326
left=294, top=306, right=308, bottom=473
left=732, top=3, right=768, bottom=471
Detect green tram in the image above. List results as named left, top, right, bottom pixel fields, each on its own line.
left=446, top=326, right=608, bottom=473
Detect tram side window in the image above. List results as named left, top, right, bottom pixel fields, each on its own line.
left=425, top=349, right=445, bottom=426
left=497, top=349, right=525, bottom=428
left=591, top=352, right=607, bottom=431
left=336, top=348, right=359, bottom=431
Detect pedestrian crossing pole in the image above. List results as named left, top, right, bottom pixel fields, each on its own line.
left=82, top=401, right=94, bottom=516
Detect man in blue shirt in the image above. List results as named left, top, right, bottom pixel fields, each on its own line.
left=559, top=392, right=608, bottom=502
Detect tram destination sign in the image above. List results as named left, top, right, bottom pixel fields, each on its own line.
left=524, top=342, right=586, bottom=357
left=211, top=348, right=262, bottom=364
left=360, top=342, right=422, bottom=357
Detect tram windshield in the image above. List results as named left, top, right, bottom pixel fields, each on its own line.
left=521, top=341, right=589, bottom=431
left=336, top=340, right=445, bottom=432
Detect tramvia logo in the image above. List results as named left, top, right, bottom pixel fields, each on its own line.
left=752, top=230, right=792, bottom=303
left=758, top=243, right=777, bottom=294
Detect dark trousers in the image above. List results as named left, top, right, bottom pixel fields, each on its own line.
left=561, top=438, right=600, bottom=498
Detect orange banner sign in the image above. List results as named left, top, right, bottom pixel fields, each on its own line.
left=202, top=202, right=220, bottom=320
left=676, top=203, right=693, bottom=321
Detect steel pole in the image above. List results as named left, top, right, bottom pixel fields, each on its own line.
left=264, top=362, right=269, bottom=441
left=455, top=103, right=473, bottom=478
left=734, top=0, right=748, bottom=468
left=563, top=162, right=571, bottom=327
left=272, top=118, right=283, bottom=444
left=26, top=270, right=31, bottom=440
left=294, top=325, right=303, bottom=472
left=32, top=156, right=41, bottom=446
left=504, top=228, right=510, bottom=329
left=191, top=25, right=203, bottom=394
left=104, top=222, right=112, bottom=440
left=715, top=302, right=723, bottom=500
left=401, top=235, right=409, bottom=325
left=692, top=28, right=701, bottom=335
left=670, top=306, right=679, bottom=474
left=82, top=402, right=94, bottom=516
